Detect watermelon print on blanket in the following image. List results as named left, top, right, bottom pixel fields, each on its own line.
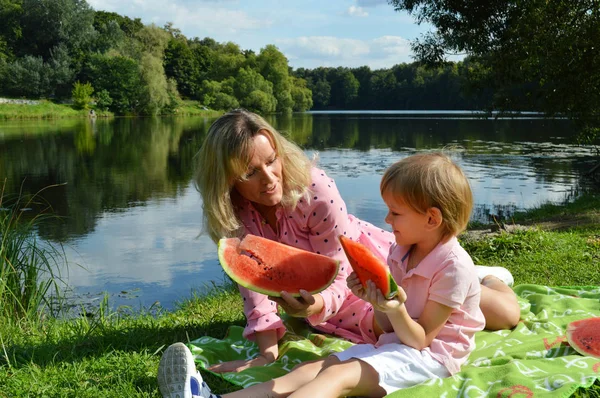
left=567, top=316, right=600, bottom=359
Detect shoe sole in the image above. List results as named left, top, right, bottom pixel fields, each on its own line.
left=158, top=342, right=195, bottom=398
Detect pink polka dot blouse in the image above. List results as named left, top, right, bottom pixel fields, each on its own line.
left=234, top=167, right=394, bottom=345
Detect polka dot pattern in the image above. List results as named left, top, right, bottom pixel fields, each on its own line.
left=234, top=167, right=394, bottom=345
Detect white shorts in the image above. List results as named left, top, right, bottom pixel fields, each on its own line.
left=333, top=343, right=450, bottom=394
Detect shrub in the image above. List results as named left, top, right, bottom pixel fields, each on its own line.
left=72, top=81, right=94, bottom=110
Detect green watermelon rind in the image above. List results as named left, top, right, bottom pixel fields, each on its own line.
left=217, top=237, right=340, bottom=298
left=386, top=275, right=399, bottom=300
left=566, top=317, right=600, bottom=359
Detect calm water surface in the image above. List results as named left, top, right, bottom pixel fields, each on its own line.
left=0, top=113, right=596, bottom=311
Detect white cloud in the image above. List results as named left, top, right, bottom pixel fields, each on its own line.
left=346, top=6, right=369, bottom=17
left=277, top=35, right=412, bottom=69
left=87, top=0, right=266, bottom=35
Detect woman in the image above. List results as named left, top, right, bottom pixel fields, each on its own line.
left=194, top=109, right=520, bottom=373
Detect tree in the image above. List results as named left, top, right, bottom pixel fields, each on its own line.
left=256, top=45, right=294, bottom=112
left=388, top=0, right=600, bottom=121
left=93, top=11, right=144, bottom=38
left=72, top=81, right=94, bottom=109
left=164, top=38, right=203, bottom=98
left=85, top=53, right=142, bottom=114
left=311, top=79, right=331, bottom=109
left=17, top=0, right=95, bottom=60
left=290, top=77, right=313, bottom=111
left=0, top=0, right=23, bottom=60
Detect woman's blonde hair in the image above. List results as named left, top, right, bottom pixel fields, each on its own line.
left=380, top=152, right=473, bottom=237
left=194, top=109, right=312, bottom=243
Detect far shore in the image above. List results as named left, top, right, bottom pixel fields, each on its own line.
left=0, top=99, right=221, bottom=120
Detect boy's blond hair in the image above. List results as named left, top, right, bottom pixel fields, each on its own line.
left=380, top=152, right=473, bottom=237
left=194, top=109, right=312, bottom=243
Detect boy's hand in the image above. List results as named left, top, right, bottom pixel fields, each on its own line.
left=347, top=272, right=406, bottom=313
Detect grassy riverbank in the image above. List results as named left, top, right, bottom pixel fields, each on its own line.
left=0, top=194, right=599, bottom=397
left=0, top=100, right=220, bottom=120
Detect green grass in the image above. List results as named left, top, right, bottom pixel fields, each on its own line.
left=0, top=193, right=599, bottom=397
left=174, top=100, right=222, bottom=117
left=0, top=99, right=221, bottom=120
left=0, top=101, right=113, bottom=120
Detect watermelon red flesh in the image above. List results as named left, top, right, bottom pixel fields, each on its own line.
left=217, top=235, right=339, bottom=297
left=338, top=235, right=398, bottom=299
left=566, top=317, right=600, bottom=359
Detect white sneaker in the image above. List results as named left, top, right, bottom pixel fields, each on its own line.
left=475, top=265, right=514, bottom=287
left=158, top=342, right=213, bottom=398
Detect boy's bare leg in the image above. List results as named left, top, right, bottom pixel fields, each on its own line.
left=288, top=358, right=386, bottom=398
left=480, top=276, right=521, bottom=330
left=221, top=358, right=329, bottom=398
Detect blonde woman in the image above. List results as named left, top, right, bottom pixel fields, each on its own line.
left=158, top=110, right=520, bottom=398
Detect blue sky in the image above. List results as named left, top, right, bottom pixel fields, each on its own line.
left=87, top=0, right=437, bottom=70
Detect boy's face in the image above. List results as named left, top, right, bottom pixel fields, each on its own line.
left=382, top=191, right=431, bottom=247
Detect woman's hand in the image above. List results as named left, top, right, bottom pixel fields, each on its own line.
left=347, top=272, right=407, bottom=313
left=207, top=354, right=274, bottom=373
left=268, top=290, right=324, bottom=318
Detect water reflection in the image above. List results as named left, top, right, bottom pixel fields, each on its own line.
left=0, top=114, right=597, bottom=310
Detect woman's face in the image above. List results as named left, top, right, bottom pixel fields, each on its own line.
left=233, top=132, right=283, bottom=208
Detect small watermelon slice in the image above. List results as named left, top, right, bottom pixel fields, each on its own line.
left=339, top=235, right=398, bottom=299
left=218, top=235, right=339, bottom=297
left=566, top=316, right=600, bottom=359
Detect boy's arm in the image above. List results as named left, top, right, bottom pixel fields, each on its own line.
left=386, top=299, right=452, bottom=350
left=358, top=279, right=452, bottom=350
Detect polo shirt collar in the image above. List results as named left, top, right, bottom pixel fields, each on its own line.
left=389, top=237, right=459, bottom=279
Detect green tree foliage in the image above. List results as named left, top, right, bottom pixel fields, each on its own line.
left=290, top=77, right=313, bottom=111
left=0, top=0, right=23, bottom=61
left=164, top=37, right=203, bottom=98
left=312, top=79, right=332, bottom=109
left=138, top=53, right=169, bottom=115
left=72, top=81, right=94, bottom=109
left=206, top=41, right=246, bottom=81
left=388, top=0, right=600, bottom=119
left=163, top=77, right=182, bottom=114
left=2, top=44, right=74, bottom=98
left=93, top=11, right=144, bottom=38
left=17, top=0, right=95, bottom=60
left=256, top=45, right=294, bottom=113
left=85, top=54, right=142, bottom=114
left=91, top=19, right=125, bottom=54
left=233, top=67, right=277, bottom=113
left=95, top=89, right=112, bottom=111
left=2, top=56, right=51, bottom=98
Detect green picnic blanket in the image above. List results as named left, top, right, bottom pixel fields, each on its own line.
left=189, top=284, right=600, bottom=397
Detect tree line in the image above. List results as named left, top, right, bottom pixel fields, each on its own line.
left=0, top=0, right=501, bottom=116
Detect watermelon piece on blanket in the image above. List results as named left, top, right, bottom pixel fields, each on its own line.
left=218, top=234, right=339, bottom=297
left=338, top=235, right=398, bottom=299
left=566, top=316, right=600, bottom=359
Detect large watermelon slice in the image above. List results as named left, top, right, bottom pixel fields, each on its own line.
left=338, top=235, right=398, bottom=299
left=217, top=234, right=339, bottom=297
left=566, top=317, right=600, bottom=359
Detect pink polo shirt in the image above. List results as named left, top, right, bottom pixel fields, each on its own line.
left=379, top=238, right=486, bottom=375
left=234, top=167, right=392, bottom=344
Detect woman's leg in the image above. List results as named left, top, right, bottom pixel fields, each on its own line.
left=288, top=358, right=386, bottom=398
left=221, top=358, right=331, bottom=398
left=480, top=276, right=521, bottom=330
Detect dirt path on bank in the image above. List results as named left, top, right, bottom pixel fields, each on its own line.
left=465, top=210, right=600, bottom=241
